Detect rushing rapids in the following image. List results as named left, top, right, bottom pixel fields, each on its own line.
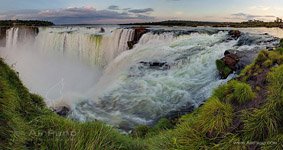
left=0, top=26, right=281, bottom=129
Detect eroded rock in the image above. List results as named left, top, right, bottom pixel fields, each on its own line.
left=127, top=27, right=149, bottom=49
left=228, top=30, right=241, bottom=39
left=139, top=61, right=170, bottom=70
left=53, top=106, right=70, bottom=117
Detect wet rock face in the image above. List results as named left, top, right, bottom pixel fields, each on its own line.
left=53, top=106, right=70, bottom=117
left=139, top=61, right=170, bottom=70
left=229, top=49, right=259, bottom=73
left=228, top=30, right=242, bottom=39
left=216, top=51, right=240, bottom=79
left=127, top=27, right=149, bottom=49
left=222, top=52, right=240, bottom=71
left=99, top=27, right=105, bottom=33
left=0, top=26, right=39, bottom=47
left=17, top=27, right=39, bottom=42
left=216, top=49, right=264, bottom=79
left=0, top=27, right=9, bottom=47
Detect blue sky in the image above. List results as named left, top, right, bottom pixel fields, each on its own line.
left=0, top=0, right=282, bottom=24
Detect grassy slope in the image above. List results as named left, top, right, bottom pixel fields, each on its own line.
left=1, top=48, right=283, bottom=149
left=0, top=58, right=145, bottom=150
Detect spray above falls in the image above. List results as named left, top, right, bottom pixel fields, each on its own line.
left=0, top=26, right=280, bottom=129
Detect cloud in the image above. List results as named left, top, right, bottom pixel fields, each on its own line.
left=230, top=13, right=275, bottom=21
left=128, top=8, right=154, bottom=13
left=0, top=6, right=155, bottom=24
left=108, top=5, right=119, bottom=10
left=249, top=6, right=271, bottom=11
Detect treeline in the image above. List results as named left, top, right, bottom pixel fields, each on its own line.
left=123, top=20, right=283, bottom=28
left=0, top=20, right=54, bottom=27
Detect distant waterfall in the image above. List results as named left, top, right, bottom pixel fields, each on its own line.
left=5, top=27, right=38, bottom=48
left=138, top=32, right=175, bottom=45
left=34, top=28, right=135, bottom=66
left=6, top=28, right=19, bottom=48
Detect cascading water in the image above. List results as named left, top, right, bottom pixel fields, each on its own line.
left=6, top=27, right=19, bottom=48
left=70, top=30, right=279, bottom=128
left=0, top=26, right=280, bottom=130
left=35, top=27, right=134, bottom=66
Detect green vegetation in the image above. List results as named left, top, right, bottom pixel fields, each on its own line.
left=1, top=42, right=283, bottom=149
left=216, top=59, right=233, bottom=79
left=197, top=97, right=233, bottom=135
left=0, top=20, right=54, bottom=27
left=213, top=80, right=255, bottom=104
left=232, top=81, right=256, bottom=104
left=132, top=118, right=174, bottom=138
left=122, top=20, right=283, bottom=28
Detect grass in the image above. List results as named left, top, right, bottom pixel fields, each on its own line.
left=263, top=59, right=273, bottom=68
left=197, top=97, right=233, bottom=135
left=132, top=118, right=174, bottom=138
left=240, top=50, right=283, bottom=143
left=242, top=107, right=279, bottom=141
left=263, top=134, right=283, bottom=150
left=232, top=81, right=256, bottom=104
left=213, top=80, right=255, bottom=105
left=256, top=50, right=269, bottom=63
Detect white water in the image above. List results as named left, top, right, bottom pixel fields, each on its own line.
left=0, top=26, right=280, bottom=128
left=6, top=28, right=19, bottom=48
left=34, top=27, right=134, bottom=66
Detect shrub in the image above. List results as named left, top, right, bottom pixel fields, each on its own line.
left=30, top=94, right=45, bottom=109
left=256, top=50, right=268, bottom=63
left=276, top=47, right=283, bottom=55
left=232, top=81, right=256, bottom=104
left=268, top=51, right=283, bottom=65
left=263, top=59, right=273, bottom=68
left=213, top=80, right=255, bottom=104
left=173, top=121, right=209, bottom=149
left=262, top=134, right=283, bottom=150
left=242, top=108, right=279, bottom=141
left=212, top=133, right=247, bottom=150
left=146, top=131, right=177, bottom=150
left=154, top=118, right=174, bottom=130
left=213, top=83, right=231, bottom=101
left=240, top=62, right=254, bottom=77
left=279, top=39, right=283, bottom=48
left=266, top=65, right=283, bottom=125
left=132, top=125, right=151, bottom=138
left=197, top=97, right=233, bottom=135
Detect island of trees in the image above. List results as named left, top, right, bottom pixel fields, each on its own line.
left=0, top=20, right=54, bottom=27
left=123, top=18, right=283, bottom=28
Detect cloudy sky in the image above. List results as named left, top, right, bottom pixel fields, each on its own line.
left=0, top=0, right=282, bottom=24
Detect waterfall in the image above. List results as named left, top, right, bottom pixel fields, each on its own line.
left=0, top=26, right=280, bottom=129
left=34, top=27, right=135, bottom=66
left=6, top=27, right=38, bottom=48
left=70, top=31, right=279, bottom=128
left=6, top=27, right=19, bottom=48
left=138, top=32, right=175, bottom=45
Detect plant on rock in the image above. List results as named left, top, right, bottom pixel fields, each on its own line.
left=216, top=59, right=233, bottom=79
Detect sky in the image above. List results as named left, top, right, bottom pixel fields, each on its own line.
left=0, top=0, right=282, bottom=24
